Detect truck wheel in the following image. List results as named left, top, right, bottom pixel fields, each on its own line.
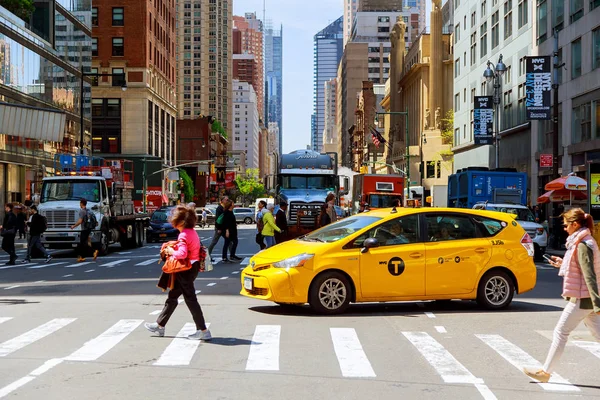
left=95, top=226, right=109, bottom=256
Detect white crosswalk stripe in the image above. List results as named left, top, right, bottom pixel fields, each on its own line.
left=572, top=340, right=600, bottom=359
left=65, top=319, right=142, bottom=361
left=101, top=259, right=129, bottom=268
left=154, top=322, right=211, bottom=366
left=27, top=262, right=68, bottom=269
left=330, top=328, right=376, bottom=378
left=0, top=318, right=76, bottom=357
left=246, top=325, right=281, bottom=371
left=65, top=261, right=93, bottom=268
left=135, top=259, right=157, bottom=266
left=0, top=317, right=13, bottom=325
left=476, top=334, right=579, bottom=392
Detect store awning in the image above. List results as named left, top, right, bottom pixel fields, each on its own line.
left=0, top=102, right=66, bottom=142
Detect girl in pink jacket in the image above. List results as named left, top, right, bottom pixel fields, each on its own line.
left=524, top=208, right=600, bottom=382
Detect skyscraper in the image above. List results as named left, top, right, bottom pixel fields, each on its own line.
left=343, top=0, right=360, bottom=46
left=233, top=13, right=264, bottom=117
left=177, top=0, right=232, bottom=137
left=312, top=16, right=343, bottom=152
left=264, top=22, right=283, bottom=154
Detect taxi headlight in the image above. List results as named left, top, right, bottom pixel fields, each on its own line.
left=273, top=253, right=315, bottom=269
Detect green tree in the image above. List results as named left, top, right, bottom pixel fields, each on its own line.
left=211, top=120, right=228, bottom=140
left=0, top=0, right=34, bottom=20
left=235, top=168, right=265, bottom=205
left=178, top=169, right=195, bottom=203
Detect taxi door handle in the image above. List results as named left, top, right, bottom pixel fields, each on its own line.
left=475, top=248, right=487, bottom=254
left=409, top=252, right=423, bottom=258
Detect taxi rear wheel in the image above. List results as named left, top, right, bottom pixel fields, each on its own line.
left=309, top=272, right=351, bottom=314
left=477, top=270, right=514, bottom=310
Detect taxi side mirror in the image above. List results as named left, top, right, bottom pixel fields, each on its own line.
left=361, top=237, right=380, bottom=253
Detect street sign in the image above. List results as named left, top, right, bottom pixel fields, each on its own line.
left=474, top=96, right=494, bottom=145
left=540, top=154, right=553, bottom=168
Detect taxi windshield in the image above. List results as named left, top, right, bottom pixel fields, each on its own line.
left=301, top=216, right=381, bottom=243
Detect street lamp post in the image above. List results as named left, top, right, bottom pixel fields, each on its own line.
left=80, top=72, right=127, bottom=155
left=483, top=54, right=507, bottom=169
left=375, top=108, right=410, bottom=198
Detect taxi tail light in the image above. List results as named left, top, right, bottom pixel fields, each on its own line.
left=521, top=233, right=535, bottom=257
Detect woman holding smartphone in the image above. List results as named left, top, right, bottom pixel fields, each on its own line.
left=523, top=208, right=600, bottom=382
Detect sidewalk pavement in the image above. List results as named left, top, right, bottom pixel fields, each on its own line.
left=545, top=247, right=566, bottom=257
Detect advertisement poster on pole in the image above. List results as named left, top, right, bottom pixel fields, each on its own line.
left=525, top=56, right=552, bottom=120
left=474, top=96, right=494, bottom=145
left=591, top=173, right=600, bottom=210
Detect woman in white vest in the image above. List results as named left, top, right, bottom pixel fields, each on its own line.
left=524, top=208, right=600, bottom=382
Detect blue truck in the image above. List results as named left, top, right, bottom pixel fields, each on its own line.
left=447, top=167, right=528, bottom=209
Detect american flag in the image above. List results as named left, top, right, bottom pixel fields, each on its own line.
left=370, top=127, right=386, bottom=148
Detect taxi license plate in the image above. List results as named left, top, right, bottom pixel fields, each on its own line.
left=159, top=233, right=167, bottom=237
left=244, top=277, right=253, bottom=290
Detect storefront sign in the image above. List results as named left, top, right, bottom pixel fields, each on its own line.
left=134, top=186, right=163, bottom=213
left=474, top=96, right=494, bottom=145
left=591, top=173, right=600, bottom=210
left=539, top=154, right=553, bottom=168
left=525, top=56, right=552, bottom=120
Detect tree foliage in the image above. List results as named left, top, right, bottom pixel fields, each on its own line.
left=178, top=169, right=195, bottom=203
left=0, top=0, right=34, bottom=20
left=235, top=168, right=265, bottom=204
left=211, top=120, right=228, bottom=140
left=440, top=110, right=454, bottom=146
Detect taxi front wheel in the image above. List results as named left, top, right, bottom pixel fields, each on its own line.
left=477, top=270, right=514, bottom=310
left=309, top=272, right=351, bottom=314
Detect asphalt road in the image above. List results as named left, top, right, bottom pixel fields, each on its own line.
left=0, top=225, right=599, bottom=400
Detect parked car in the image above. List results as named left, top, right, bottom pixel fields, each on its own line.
left=241, top=207, right=536, bottom=314
left=233, top=207, right=255, bottom=224
left=147, top=207, right=178, bottom=243
left=195, top=208, right=216, bottom=228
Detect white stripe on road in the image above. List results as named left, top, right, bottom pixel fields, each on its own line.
left=0, top=358, right=64, bottom=399
left=135, top=259, right=157, bottom=266
left=476, top=334, right=579, bottom=392
left=0, top=265, right=20, bottom=270
left=149, top=310, right=161, bottom=315
left=425, top=312, right=436, bottom=319
left=403, top=332, right=496, bottom=400
left=62, top=274, right=73, bottom=278
left=27, top=262, right=68, bottom=269
left=246, top=325, right=281, bottom=371
left=4, top=285, right=20, bottom=290
left=34, top=281, right=46, bottom=283
left=65, top=319, right=142, bottom=361
left=117, top=252, right=132, bottom=255
left=435, top=326, right=447, bottom=333
left=231, top=271, right=240, bottom=274
left=64, top=261, right=92, bottom=268
left=240, top=257, right=250, bottom=265
left=153, top=322, right=211, bottom=366
left=330, top=328, right=376, bottom=378
left=0, top=317, right=13, bottom=325
left=572, top=340, right=600, bottom=359
left=207, top=283, right=216, bottom=287
left=0, top=318, right=76, bottom=357
left=101, top=260, right=129, bottom=268
left=220, top=276, right=228, bottom=280
left=84, top=269, right=95, bottom=273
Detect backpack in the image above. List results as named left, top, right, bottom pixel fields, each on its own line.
left=84, top=209, right=98, bottom=230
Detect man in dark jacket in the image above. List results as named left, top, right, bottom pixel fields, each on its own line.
left=275, top=201, right=288, bottom=244
left=207, top=196, right=228, bottom=261
left=23, top=205, right=52, bottom=264
left=0, top=203, right=18, bottom=265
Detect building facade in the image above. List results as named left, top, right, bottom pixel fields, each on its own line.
left=233, top=13, right=264, bottom=117
left=176, top=0, right=232, bottom=138
left=264, top=22, right=283, bottom=154
left=0, top=0, right=91, bottom=209
left=344, top=0, right=360, bottom=46
left=530, top=0, right=600, bottom=201
left=323, top=78, right=339, bottom=153
left=232, top=79, right=260, bottom=170
left=452, top=0, right=534, bottom=180
left=312, top=16, right=343, bottom=152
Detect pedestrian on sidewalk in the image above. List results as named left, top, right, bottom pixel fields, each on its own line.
left=145, top=204, right=211, bottom=341
left=15, top=206, right=26, bottom=239
left=22, top=205, right=52, bottom=264
left=207, top=196, right=227, bottom=261
left=255, top=200, right=267, bottom=250
left=261, top=203, right=281, bottom=249
left=274, top=201, right=288, bottom=244
left=524, top=208, right=600, bottom=383
left=0, top=203, right=18, bottom=265
left=220, top=199, right=241, bottom=263
left=70, top=198, right=98, bottom=262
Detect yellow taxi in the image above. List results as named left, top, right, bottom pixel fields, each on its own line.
left=240, top=207, right=537, bottom=314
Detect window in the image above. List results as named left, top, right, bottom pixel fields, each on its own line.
left=426, top=214, right=478, bottom=241
left=454, top=128, right=460, bottom=144
left=455, top=58, right=460, bottom=77
left=112, top=68, right=125, bottom=86
left=92, top=38, right=98, bottom=56
left=92, top=7, right=98, bottom=25
left=471, top=32, right=477, bottom=65
left=353, top=215, right=420, bottom=248
left=454, top=93, right=460, bottom=111
left=378, top=16, right=390, bottom=22
left=518, top=0, right=528, bottom=27
left=492, top=12, right=499, bottom=48
left=482, top=0, right=487, bottom=15
left=537, top=0, right=548, bottom=43
left=517, top=83, right=526, bottom=123
left=454, top=24, right=461, bottom=43
left=426, top=161, right=435, bottom=178
left=504, top=0, right=513, bottom=39
left=593, top=0, right=600, bottom=10
left=480, top=22, right=488, bottom=57
left=571, top=38, right=582, bottom=79
left=112, top=37, right=124, bottom=56
left=377, top=27, right=390, bottom=33
left=551, top=0, right=564, bottom=30
left=112, top=7, right=124, bottom=26
left=90, top=67, right=98, bottom=86
left=572, top=102, right=591, bottom=143
left=594, top=28, right=600, bottom=70
left=570, top=0, right=583, bottom=22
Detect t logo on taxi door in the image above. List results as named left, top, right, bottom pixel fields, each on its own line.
left=388, top=257, right=405, bottom=276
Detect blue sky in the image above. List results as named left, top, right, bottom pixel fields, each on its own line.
left=233, top=0, right=343, bottom=153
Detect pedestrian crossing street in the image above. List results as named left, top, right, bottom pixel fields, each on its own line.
left=0, top=315, right=598, bottom=399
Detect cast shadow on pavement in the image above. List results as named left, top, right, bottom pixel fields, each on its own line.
left=248, top=300, right=564, bottom=317
left=531, top=382, right=600, bottom=391
left=0, top=298, right=40, bottom=305
left=151, top=336, right=253, bottom=347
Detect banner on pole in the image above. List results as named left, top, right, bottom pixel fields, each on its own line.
left=525, top=56, right=552, bottom=120
left=474, top=96, right=494, bottom=145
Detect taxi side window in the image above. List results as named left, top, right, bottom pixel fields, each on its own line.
left=353, top=215, right=419, bottom=247
left=472, top=217, right=505, bottom=237
left=426, top=214, right=477, bottom=241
